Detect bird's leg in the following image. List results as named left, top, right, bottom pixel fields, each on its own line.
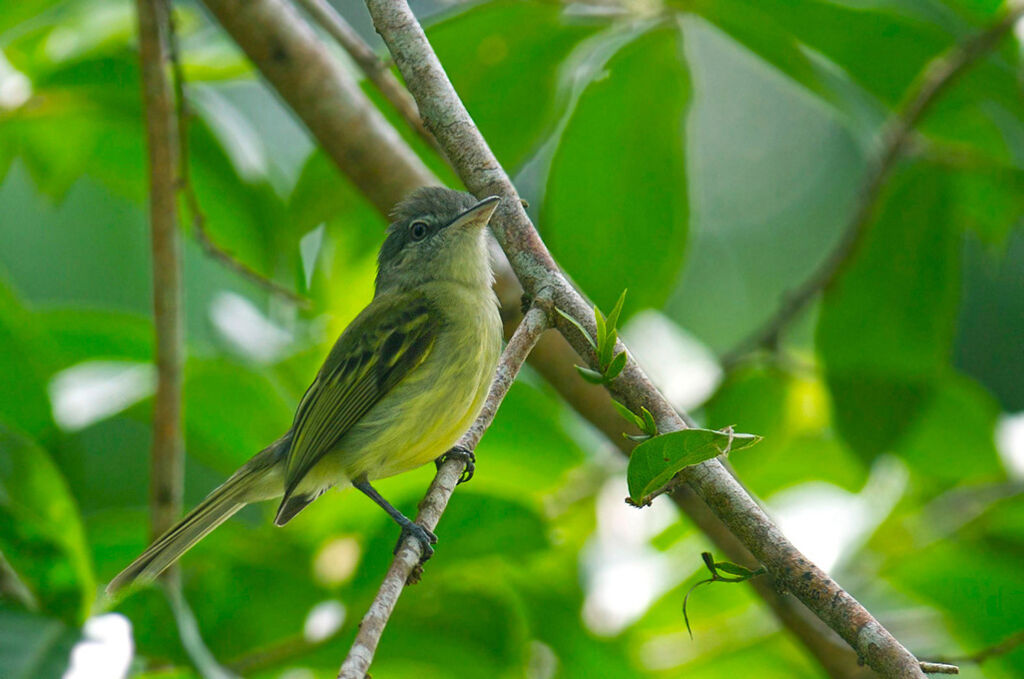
left=435, top=445, right=475, bottom=484
left=352, top=476, right=437, bottom=561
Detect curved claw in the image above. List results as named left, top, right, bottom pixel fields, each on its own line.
left=395, top=519, right=438, bottom=563
left=435, top=446, right=476, bottom=484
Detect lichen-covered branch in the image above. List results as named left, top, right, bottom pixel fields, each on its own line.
left=337, top=301, right=552, bottom=679
left=362, top=0, right=937, bottom=675
left=136, top=0, right=184, bottom=541
left=722, top=2, right=1024, bottom=365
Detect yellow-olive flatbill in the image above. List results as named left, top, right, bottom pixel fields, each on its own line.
left=108, top=188, right=503, bottom=595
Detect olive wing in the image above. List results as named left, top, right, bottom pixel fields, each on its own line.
left=283, top=293, right=441, bottom=498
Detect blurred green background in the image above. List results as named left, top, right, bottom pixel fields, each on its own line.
left=1, top=0, right=1023, bottom=677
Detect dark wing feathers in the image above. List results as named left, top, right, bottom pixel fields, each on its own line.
left=282, top=293, right=441, bottom=499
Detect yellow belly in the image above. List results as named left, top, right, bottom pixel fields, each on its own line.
left=298, top=283, right=501, bottom=490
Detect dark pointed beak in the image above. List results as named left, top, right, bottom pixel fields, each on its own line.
left=445, top=195, right=500, bottom=231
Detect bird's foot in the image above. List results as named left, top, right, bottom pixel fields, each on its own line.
left=395, top=516, right=438, bottom=563
left=435, top=446, right=475, bottom=484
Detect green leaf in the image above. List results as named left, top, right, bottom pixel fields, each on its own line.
left=955, top=230, right=1024, bottom=411
left=611, top=399, right=644, bottom=430
left=604, top=351, right=627, bottom=382
left=713, top=561, right=763, bottom=579
left=544, top=26, right=690, bottom=314
left=0, top=280, right=56, bottom=440
left=598, top=328, right=617, bottom=370
left=428, top=0, right=606, bottom=170
left=594, top=305, right=608, bottom=354
left=682, top=0, right=827, bottom=102
left=640, top=407, right=658, bottom=436
left=556, top=307, right=596, bottom=350
left=605, top=289, right=627, bottom=334
left=0, top=609, right=80, bottom=679
left=664, top=13, right=865, bottom=351
left=627, top=428, right=762, bottom=504
left=0, top=423, right=94, bottom=624
left=817, top=163, right=960, bottom=460
left=575, top=365, right=605, bottom=384
left=732, top=0, right=952, bottom=106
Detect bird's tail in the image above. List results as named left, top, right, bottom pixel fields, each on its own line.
left=106, top=434, right=289, bottom=596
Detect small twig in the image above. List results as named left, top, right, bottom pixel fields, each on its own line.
left=721, top=1, right=1024, bottom=366
left=918, top=662, right=959, bottom=675
left=165, top=7, right=311, bottom=308
left=136, top=0, right=185, bottom=543
left=292, top=0, right=441, bottom=155
left=682, top=552, right=767, bottom=639
left=337, top=299, right=552, bottom=679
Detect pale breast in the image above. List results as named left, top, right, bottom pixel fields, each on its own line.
left=328, top=282, right=501, bottom=482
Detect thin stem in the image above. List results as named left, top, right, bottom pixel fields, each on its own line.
left=292, top=0, right=442, bottom=154
left=337, top=300, right=552, bottom=679
left=136, top=0, right=185, bottom=543
left=721, top=2, right=1024, bottom=366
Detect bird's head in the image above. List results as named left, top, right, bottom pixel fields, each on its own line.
left=375, top=187, right=500, bottom=294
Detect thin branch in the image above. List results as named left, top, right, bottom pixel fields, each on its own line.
left=919, top=662, right=959, bottom=675
left=291, top=0, right=442, bottom=155
left=363, top=0, right=934, bottom=676
left=197, top=0, right=916, bottom=675
left=136, top=0, right=185, bottom=542
left=338, top=300, right=553, bottom=679
left=721, top=1, right=1024, bottom=366
left=165, top=7, right=311, bottom=308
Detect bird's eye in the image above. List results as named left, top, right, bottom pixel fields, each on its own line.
left=409, top=220, right=429, bottom=241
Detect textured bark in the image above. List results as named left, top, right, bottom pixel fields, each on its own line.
left=136, top=0, right=184, bottom=541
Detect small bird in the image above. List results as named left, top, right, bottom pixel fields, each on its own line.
left=108, top=188, right=503, bottom=594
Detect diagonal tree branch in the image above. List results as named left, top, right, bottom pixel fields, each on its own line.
left=292, top=0, right=442, bottom=154
left=721, top=1, right=1024, bottom=366
left=194, top=0, right=905, bottom=675
left=361, top=0, right=949, bottom=675
left=338, top=300, right=553, bottom=679
left=136, top=0, right=185, bottom=544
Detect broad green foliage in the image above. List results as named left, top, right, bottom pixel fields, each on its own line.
left=0, top=609, right=81, bottom=679
left=0, top=424, right=94, bottom=624
left=0, top=0, right=1022, bottom=677
left=428, top=0, right=605, bottom=171
left=817, top=163, right=960, bottom=459
left=543, top=26, right=690, bottom=314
